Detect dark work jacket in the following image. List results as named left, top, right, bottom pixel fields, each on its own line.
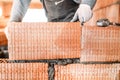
left=40, top=0, right=79, bottom=22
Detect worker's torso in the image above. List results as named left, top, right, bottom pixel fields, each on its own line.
left=40, top=0, right=79, bottom=22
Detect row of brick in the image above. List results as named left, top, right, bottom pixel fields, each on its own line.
left=0, top=0, right=120, bottom=45
left=7, top=22, right=120, bottom=62
left=0, top=63, right=120, bottom=80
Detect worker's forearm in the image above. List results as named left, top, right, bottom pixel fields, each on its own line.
left=10, top=0, right=31, bottom=22
left=81, top=0, right=97, bottom=9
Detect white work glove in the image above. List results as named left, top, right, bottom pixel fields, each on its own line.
left=71, top=4, right=93, bottom=23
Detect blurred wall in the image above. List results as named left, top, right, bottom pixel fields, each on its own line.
left=0, top=0, right=43, bottom=28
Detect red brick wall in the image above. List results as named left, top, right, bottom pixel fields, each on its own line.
left=2, top=0, right=120, bottom=79
left=8, top=22, right=120, bottom=62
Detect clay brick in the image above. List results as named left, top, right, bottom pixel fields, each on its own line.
left=0, top=63, right=48, bottom=80
left=55, top=64, right=120, bottom=80
left=93, top=0, right=119, bottom=10
left=81, top=26, right=120, bottom=62
left=86, top=4, right=120, bottom=26
left=0, top=29, right=7, bottom=46
left=8, top=22, right=81, bottom=60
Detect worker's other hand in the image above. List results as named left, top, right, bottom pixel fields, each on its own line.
left=71, top=4, right=93, bottom=23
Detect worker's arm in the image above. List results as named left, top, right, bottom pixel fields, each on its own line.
left=9, top=0, right=31, bottom=22
left=71, top=0, right=97, bottom=22
left=81, top=0, right=96, bottom=9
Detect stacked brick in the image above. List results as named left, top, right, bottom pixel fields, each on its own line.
left=7, top=22, right=120, bottom=79
left=1, top=0, right=120, bottom=80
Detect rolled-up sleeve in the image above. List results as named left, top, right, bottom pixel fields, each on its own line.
left=10, top=0, right=31, bottom=22
left=73, top=0, right=81, bottom=4
left=73, top=0, right=97, bottom=9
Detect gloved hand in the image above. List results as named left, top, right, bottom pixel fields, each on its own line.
left=71, top=4, right=93, bottom=23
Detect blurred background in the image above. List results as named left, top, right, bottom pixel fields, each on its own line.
left=0, top=0, right=47, bottom=29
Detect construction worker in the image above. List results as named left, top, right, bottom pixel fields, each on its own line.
left=10, top=0, right=97, bottom=23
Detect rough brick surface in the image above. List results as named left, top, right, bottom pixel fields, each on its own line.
left=86, top=0, right=120, bottom=26
left=8, top=22, right=81, bottom=60
left=81, top=26, right=120, bottom=62
left=94, top=0, right=119, bottom=10
left=0, top=30, right=7, bottom=46
left=0, top=63, right=48, bottom=80
left=55, top=64, right=120, bottom=80
left=86, top=4, right=120, bottom=26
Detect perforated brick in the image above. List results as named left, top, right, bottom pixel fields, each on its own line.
left=0, top=63, right=48, bottom=80
left=55, top=64, right=120, bottom=80
left=81, top=26, right=120, bottom=62
left=8, top=22, right=81, bottom=60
